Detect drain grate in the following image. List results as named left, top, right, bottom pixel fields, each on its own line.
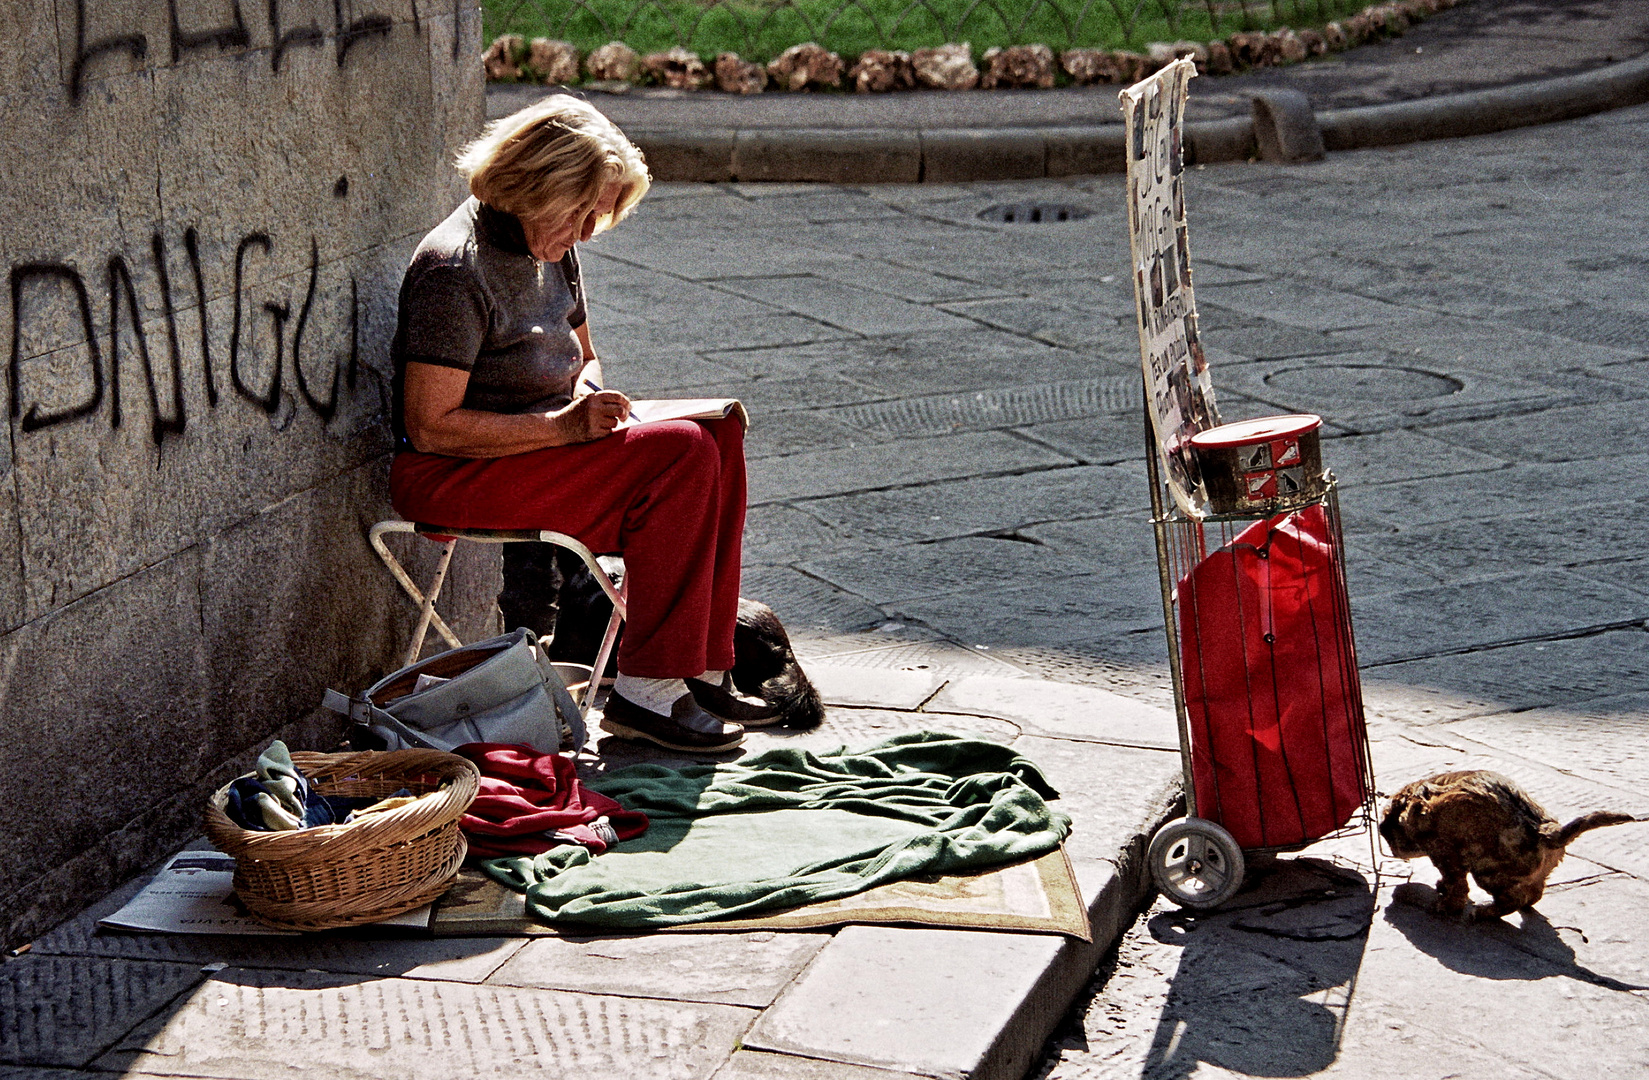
left=834, top=377, right=1135, bottom=435
left=978, top=202, right=1093, bottom=224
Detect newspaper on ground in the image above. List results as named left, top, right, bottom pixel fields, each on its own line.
left=98, top=850, right=432, bottom=935
left=1121, top=57, right=1220, bottom=517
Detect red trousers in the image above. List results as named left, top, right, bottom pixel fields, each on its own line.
left=390, top=418, right=745, bottom=679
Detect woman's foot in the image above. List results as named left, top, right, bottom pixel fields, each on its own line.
left=688, top=670, right=782, bottom=727
left=601, top=675, right=744, bottom=752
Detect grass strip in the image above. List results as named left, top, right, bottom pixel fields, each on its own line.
left=483, top=0, right=1372, bottom=64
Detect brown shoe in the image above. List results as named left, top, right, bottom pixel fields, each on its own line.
left=601, top=692, right=745, bottom=753
left=689, top=673, right=783, bottom=727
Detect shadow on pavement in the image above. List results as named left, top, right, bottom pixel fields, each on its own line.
left=1383, top=882, right=1649, bottom=991
left=1138, top=857, right=1376, bottom=1079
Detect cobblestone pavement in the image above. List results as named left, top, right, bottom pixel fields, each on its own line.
left=579, top=101, right=1649, bottom=1078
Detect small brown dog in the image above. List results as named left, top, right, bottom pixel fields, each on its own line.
left=1381, top=770, right=1636, bottom=920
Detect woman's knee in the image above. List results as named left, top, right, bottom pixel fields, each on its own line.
left=628, top=419, right=718, bottom=475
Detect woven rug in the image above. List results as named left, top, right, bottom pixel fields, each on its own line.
left=430, top=845, right=1089, bottom=940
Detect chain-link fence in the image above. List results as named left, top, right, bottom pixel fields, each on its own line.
left=482, top=0, right=1371, bottom=64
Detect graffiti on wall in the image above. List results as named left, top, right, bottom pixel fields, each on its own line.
left=14, top=0, right=481, bottom=442
left=71, top=0, right=467, bottom=101
left=10, top=231, right=364, bottom=444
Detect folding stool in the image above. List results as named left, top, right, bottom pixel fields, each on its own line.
left=368, top=520, right=626, bottom=717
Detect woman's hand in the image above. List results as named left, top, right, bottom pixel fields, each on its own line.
left=552, top=389, right=631, bottom=442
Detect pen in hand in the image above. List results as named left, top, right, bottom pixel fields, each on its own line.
left=578, top=376, right=631, bottom=431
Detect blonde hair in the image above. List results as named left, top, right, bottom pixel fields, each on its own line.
left=456, top=95, right=650, bottom=229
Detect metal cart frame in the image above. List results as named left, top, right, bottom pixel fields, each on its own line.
left=1142, top=400, right=1378, bottom=908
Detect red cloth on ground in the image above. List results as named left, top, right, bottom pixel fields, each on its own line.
left=391, top=416, right=745, bottom=679
left=454, top=743, right=649, bottom=858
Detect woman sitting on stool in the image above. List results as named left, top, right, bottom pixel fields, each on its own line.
left=389, top=96, right=775, bottom=754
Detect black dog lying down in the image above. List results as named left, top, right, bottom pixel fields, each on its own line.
left=527, top=549, right=823, bottom=730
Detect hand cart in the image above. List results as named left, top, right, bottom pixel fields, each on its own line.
left=1141, top=409, right=1377, bottom=909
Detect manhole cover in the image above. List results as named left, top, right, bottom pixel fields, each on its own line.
left=1263, top=364, right=1462, bottom=402
left=978, top=202, right=1092, bottom=224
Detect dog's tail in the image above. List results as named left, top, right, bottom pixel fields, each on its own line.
left=1550, top=811, right=1638, bottom=847
left=764, top=665, right=825, bottom=730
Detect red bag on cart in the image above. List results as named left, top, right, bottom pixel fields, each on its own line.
left=1176, top=504, right=1369, bottom=849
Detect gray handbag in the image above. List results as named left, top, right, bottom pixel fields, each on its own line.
left=323, top=628, right=586, bottom=754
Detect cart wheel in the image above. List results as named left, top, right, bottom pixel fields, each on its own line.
left=1148, top=817, right=1246, bottom=910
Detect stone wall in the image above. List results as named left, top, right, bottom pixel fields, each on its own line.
left=0, top=1, right=493, bottom=950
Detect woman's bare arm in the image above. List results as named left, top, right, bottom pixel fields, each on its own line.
left=571, top=324, right=609, bottom=397
left=403, top=361, right=629, bottom=458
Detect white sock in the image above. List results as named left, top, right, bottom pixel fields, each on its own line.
left=612, top=674, right=688, bottom=716
left=695, top=669, right=727, bottom=685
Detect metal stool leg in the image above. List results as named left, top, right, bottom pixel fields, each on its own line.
left=369, top=521, right=464, bottom=660
left=585, top=578, right=628, bottom=713
left=406, top=538, right=457, bottom=668
left=369, top=521, right=630, bottom=709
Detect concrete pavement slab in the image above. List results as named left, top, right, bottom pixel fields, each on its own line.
left=744, top=410, right=895, bottom=462
left=1191, top=307, right=1364, bottom=362
left=1012, top=414, right=1165, bottom=467
left=793, top=636, right=1024, bottom=681
left=1008, top=736, right=1181, bottom=873
left=1420, top=396, right=1649, bottom=463
left=713, top=276, right=981, bottom=337
left=938, top=298, right=1136, bottom=354
left=28, top=918, right=526, bottom=983
left=486, top=931, right=830, bottom=1008
left=988, top=640, right=1174, bottom=702
left=741, top=565, right=888, bottom=634
left=1351, top=499, right=1649, bottom=589
left=804, top=663, right=944, bottom=709
left=1441, top=692, right=1649, bottom=792
left=100, top=968, right=756, bottom=1080
left=1361, top=898, right=1649, bottom=1078
left=743, top=504, right=859, bottom=567
left=800, top=465, right=1143, bottom=547
left=744, top=707, right=1021, bottom=754
left=1361, top=630, right=1649, bottom=718
left=804, top=536, right=1100, bottom=606
left=712, top=1051, right=922, bottom=1080
left=829, top=378, right=1138, bottom=440
left=0, top=955, right=203, bottom=1068
left=1348, top=571, right=1646, bottom=664
left=1195, top=279, right=1449, bottom=335
left=888, top=573, right=1162, bottom=650
left=1476, top=873, right=1649, bottom=990
left=747, top=430, right=1074, bottom=506
left=930, top=677, right=1178, bottom=751
left=745, top=924, right=1073, bottom=1080
left=1339, top=454, right=1647, bottom=526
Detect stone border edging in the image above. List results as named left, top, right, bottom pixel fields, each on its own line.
left=1316, top=48, right=1649, bottom=150
left=630, top=50, right=1649, bottom=182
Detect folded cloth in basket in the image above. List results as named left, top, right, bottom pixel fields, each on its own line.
left=223, top=740, right=410, bottom=832
left=454, top=743, right=649, bottom=858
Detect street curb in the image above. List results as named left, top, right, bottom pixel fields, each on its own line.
left=630, top=50, right=1649, bottom=182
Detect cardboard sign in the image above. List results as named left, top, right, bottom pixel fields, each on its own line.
left=1121, top=58, right=1218, bottom=516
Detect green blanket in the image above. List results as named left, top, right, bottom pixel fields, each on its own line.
left=482, top=731, right=1072, bottom=928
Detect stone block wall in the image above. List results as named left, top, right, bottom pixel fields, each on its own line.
left=0, top=1, right=493, bottom=950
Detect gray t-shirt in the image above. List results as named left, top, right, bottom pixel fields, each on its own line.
left=391, top=197, right=588, bottom=450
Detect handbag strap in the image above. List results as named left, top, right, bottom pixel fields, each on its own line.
left=320, top=688, right=455, bottom=752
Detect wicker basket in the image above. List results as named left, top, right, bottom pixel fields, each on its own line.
left=203, top=749, right=480, bottom=932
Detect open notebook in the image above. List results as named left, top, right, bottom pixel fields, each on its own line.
left=617, top=398, right=748, bottom=430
